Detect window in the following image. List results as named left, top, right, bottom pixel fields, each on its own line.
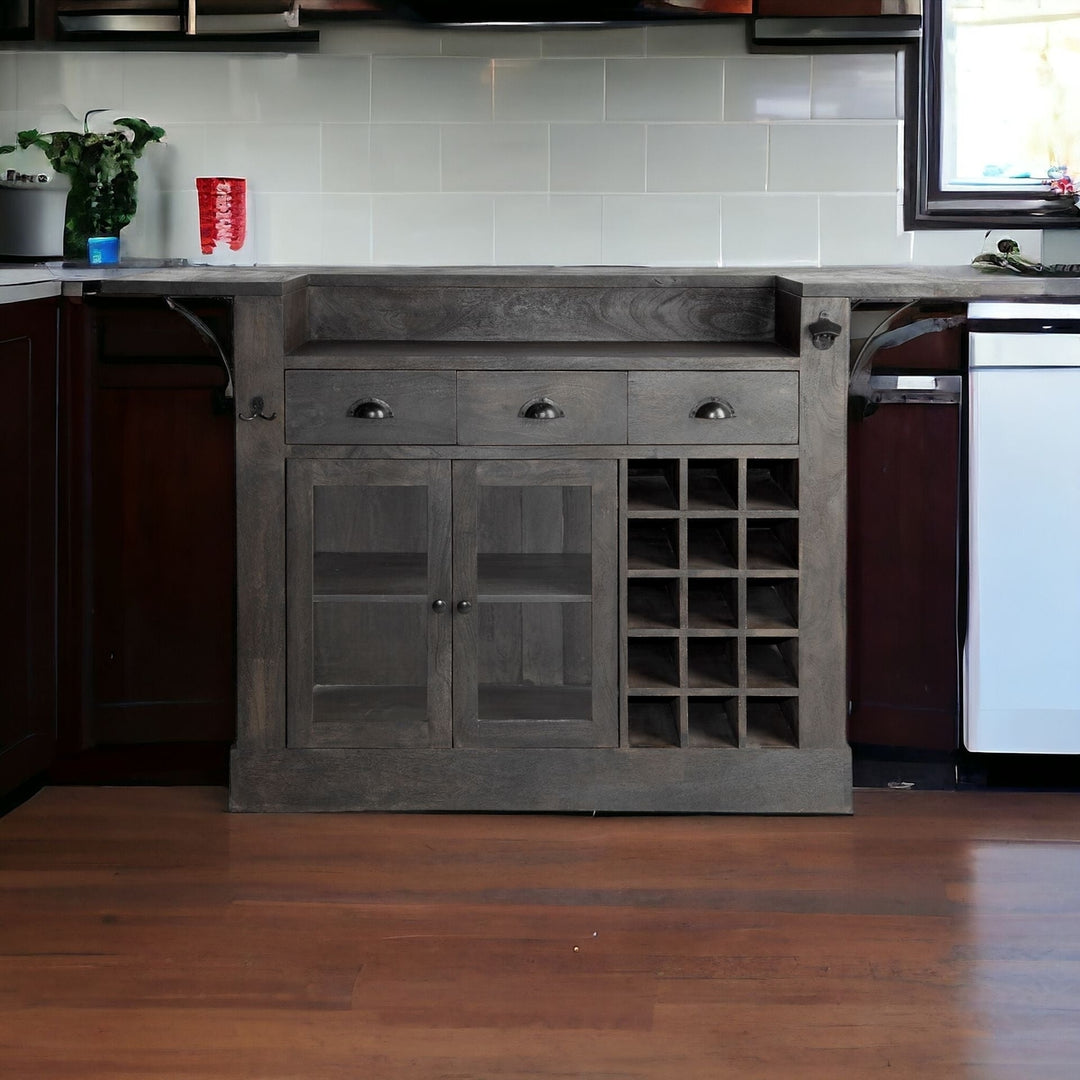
left=908, top=0, right=1080, bottom=228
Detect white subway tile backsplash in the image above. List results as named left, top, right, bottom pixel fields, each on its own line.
left=605, top=59, right=723, bottom=122
left=769, top=123, right=900, bottom=193
left=911, top=228, right=989, bottom=266
left=819, top=195, right=912, bottom=264
left=370, top=124, right=441, bottom=192
left=318, top=24, right=442, bottom=56
left=121, top=55, right=257, bottom=124
left=724, top=58, right=811, bottom=122
left=442, top=30, right=543, bottom=58
left=494, top=60, right=604, bottom=121
left=550, top=123, right=646, bottom=193
left=720, top=194, right=819, bottom=266
left=494, top=195, right=602, bottom=264
left=148, top=123, right=207, bottom=193
left=7, top=38, right=1031, bottom=267
left=646, top=23, right=748, bottom=57
left=322, top=124, right=372, bottom=193
left=540, top=27, right=645, bottom=57
left=646, top=123, right=767, bottom=192
left=0, top=57, right=17, bottom=117
left=441, top=123, right=548, bottom=192
left=372, top=193, right=493, bottom=264
left=371, top=57, right=493, bottom=122
left=254, top=191, right=324, bottom=264
left=16, top=52, right=123, bottom=121
left=811, top=54, right=898, bottom=120
left=249, top=56, right=370, bottom=125
left=320, top=194, right=373, bottom=265
left=602, top=194, right=720, bottom=265
left=204, top=123, right=322, bottom=194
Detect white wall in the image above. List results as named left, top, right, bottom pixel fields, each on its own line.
left=0, top=22, right=1044, bottom=266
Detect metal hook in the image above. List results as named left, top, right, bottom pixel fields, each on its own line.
left=238, top=395, right=277, bottom=422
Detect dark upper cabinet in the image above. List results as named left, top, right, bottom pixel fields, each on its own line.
left=0, top=296, right=58, bottom=799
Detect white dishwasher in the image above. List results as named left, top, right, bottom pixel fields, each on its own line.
left=966, top=302, right=1080, bottom=753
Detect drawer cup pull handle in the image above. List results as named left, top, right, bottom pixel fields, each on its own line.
left=349, top=398, right=393, bottom=420
left=519, top=397, right=565, bottom=420
left=691, top=398, right=736, bottom=421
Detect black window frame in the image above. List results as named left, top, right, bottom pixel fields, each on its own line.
left=905, top=0, right=1080, bottom=230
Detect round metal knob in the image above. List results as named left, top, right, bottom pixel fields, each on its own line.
left=432, top=599, right=447, bottom=612
left=519, top=397, right=565, bottom=420
left=456, top=600, right=472, bottom=614
left=691, top=398, right=736, bottom=420
left=350, top=398, right=393, bottom=420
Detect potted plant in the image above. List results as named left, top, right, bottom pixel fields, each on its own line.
left=1, top=110, right=165, bottom=260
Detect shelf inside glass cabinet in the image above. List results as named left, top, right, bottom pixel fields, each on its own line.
left=477, top=553, right=592, bottom=601
left=313, top=551, right=428, bottom=599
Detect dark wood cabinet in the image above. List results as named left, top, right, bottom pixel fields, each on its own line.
left=0, top=296, right=58, bottom=799
left=52, top=296, right=236, bottom=783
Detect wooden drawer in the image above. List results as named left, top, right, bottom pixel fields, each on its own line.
left=457, top=371, right=627, bottom=445
left=628, top=371, right=799, bottom=445
left=285, top=370, right=456, bottom=445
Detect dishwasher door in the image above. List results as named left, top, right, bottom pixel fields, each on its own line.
left=966, top=303, right=1080, bottom=753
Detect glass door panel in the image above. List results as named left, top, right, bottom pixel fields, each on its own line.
left=453, top=460, right=617, bottom=747
left=288, top=459, right=451, bottom=748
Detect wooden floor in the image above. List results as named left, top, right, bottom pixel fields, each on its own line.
left=2, top=788, right=1080, bottom=1079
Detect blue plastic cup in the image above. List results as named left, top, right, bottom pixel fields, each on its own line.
left=87, top=235, right=120, bottom=265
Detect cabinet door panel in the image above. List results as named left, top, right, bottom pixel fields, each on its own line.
left=453, top=459, right=618, bottom=748
left=0, top=298, right=57, bottom=797
left=287, top=458, right=452, bottom=748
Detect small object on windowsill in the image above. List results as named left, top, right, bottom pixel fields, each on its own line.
left=971, top=237, right=1079, bottom=276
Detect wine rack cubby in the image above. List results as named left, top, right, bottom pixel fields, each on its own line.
left=621, top=457, right=800, bottom=750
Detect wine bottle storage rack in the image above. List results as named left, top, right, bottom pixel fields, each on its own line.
left=622, top=456, right=800, bottom=750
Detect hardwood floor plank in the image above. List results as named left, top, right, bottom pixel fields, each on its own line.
left=1, top=787, right=1080, bottom=1078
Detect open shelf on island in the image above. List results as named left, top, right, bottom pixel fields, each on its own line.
left=746, top=697, right=798, bottom=748
left=627, top=578, right=680, bottom=629
left=628, top=638, right=680, bottom=688
left=687, top=637, right=738, bottom=689
left=688, top=696, right=738, bottom=748
left=627, top=460, right=679, bottom=510
left=687, top=519, right=738, bottom=569
left=746, top=638, right=798, bottom=689
left=746, top=579, right=798, bottom=630
left=627, top=519, right=680, bottom=570
left=628, top=696, right=680, bottom=747
left=686, top=460, right=738, bottom=510
left=746, top=519, right=798, bottom=571
left=746, top=460, right=798, bottom=511
left=687, top=578, right=738, bottom=629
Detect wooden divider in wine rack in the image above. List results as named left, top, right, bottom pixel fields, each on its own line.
left=621, top=457, right=801, bottom=750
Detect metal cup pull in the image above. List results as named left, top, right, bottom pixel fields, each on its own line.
left=691, top=398, right=736, bottom=420
left=519, top=397, right=565, bottom=420
left=349, top=398, right=393, bottom=420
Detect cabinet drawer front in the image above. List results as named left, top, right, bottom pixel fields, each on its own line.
left=457, top=371, right=627, bottom=445
left=285, top=370, right=456, bottom=444
left=628, top=371, right=799, bottom=445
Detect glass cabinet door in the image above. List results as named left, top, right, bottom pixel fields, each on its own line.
left=287, top=459, right=452, bottom=748
left=452, top=460, right=618, bottom=748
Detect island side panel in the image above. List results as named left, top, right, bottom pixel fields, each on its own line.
left=233, top=295, right=287, bottom=753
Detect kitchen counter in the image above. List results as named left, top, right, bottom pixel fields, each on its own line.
left=7, top=262, right=1079, bottom=301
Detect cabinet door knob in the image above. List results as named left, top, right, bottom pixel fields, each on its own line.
left=432, top=599, right=447, bottom=612
left=519, top=397, right=565, bottom=420
left=350, top=398, right=393, bottom=420
left=691, top=398, right=736, bottom=420
left=456, top=600, right=472, bottom=614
